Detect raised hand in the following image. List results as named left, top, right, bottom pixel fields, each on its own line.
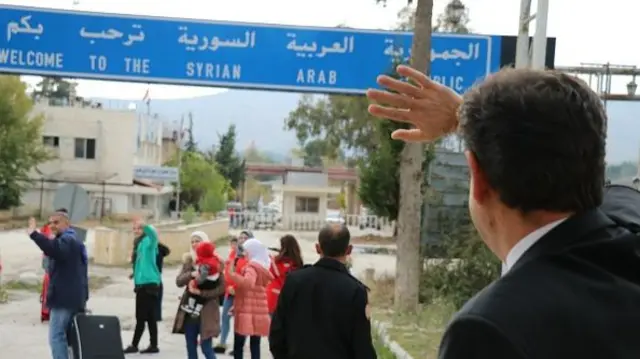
left=27, top=217, right=37, bottom=234
left=366, top=65, right=463, bottom=143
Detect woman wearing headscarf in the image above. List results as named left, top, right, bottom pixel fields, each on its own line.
left=172, top=231, right=225, bottom=359
left=129, top=227, right=171, bottom=322
left=227, top=238, right=273, bottom=359
left=124, top=222, right=162, bottom=354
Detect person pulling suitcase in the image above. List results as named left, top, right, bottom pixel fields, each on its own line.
left=27, top=210, right=89, bottom=359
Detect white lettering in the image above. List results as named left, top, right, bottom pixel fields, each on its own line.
left=89, top=55, right=107, bottom=71
left=0, top=49, right=63, bottom=69
left=432, top=75, right=464, bottom=92
left=124, top=57, right=151, bottom=74
left=296, top=69, right=337, bottom=85
left=185, top=62, right=241, bottom=80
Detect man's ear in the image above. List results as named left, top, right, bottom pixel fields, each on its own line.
left=345, top=244, right=352, bottom=256
left=466, top=150, right=491, bottom=205
left=315, top=243, right=322, bottom=255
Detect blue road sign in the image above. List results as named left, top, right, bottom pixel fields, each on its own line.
left=0, top=5, right=502, bottom=94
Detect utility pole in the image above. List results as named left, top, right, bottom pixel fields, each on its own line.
left=515, top=0, right=549, bottom=70
left=175, top=115, right=184, bottom=217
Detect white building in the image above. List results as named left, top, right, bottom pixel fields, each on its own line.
left=21, top=100, right=173, bottom=218
left=272, top=172, right=341, bottom=230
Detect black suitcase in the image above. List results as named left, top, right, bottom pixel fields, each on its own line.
left=68, top=313, right=125, bottom=359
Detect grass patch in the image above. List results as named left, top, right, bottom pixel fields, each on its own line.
left=88, top=275, right=112, bottom=291
left=367, top=274, right=456, bottom=359
left=0, top=274, right=112, bottom=298
left=2, top=278, right=42, bottom=292
left=0, top=285, right=9, bottom=303
left=373, top=331, right=396, bottom=359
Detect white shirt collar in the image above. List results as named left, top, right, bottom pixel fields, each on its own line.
left=501, top=218, right=567, bottom=276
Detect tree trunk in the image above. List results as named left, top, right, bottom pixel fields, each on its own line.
left=394, top=0, right=433, bottom=313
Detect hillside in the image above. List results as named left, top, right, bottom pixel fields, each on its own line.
left=94, top=92, right=640, bottom=164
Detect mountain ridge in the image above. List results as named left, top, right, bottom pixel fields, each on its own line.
left=94, top=91, right=640, bottom=164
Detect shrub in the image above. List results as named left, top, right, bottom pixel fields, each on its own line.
left=182, top=205, right=197, bottom=225
left=420, top=224, right=500, bottom=309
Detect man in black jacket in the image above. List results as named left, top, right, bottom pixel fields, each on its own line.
left=366, top=65, right=640, bottom=358
left=269, top=224, right=376, bottom=359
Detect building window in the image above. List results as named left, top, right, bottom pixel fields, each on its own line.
left=295, top=196, right=320, bottom=213
left=141, top=194, right=150, bottom=208
left=75, top=138, right=96, bottom=159
left=43, top=136, right=59, bottom=147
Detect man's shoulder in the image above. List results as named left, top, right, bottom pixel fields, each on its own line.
left=287, top=263, right=367, bottom=291
left=457, top=262, right=583, bottom=329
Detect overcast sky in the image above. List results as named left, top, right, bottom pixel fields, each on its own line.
left=6, top=0, right=639, bottom=99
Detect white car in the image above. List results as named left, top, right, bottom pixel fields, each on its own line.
left=326, top=212, right=345, bottom=225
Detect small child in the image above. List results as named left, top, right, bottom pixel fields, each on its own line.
left=180, top=241, right=222, bottom=318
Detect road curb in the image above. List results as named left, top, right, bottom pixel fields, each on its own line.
left=372, top=319, right=414, bottom=359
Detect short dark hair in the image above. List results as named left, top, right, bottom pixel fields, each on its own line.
left=459, top=68, right=606, bottom=213
left=318, top=224, right=351, bottom=257
left=55, top=208, right=68, bottom=213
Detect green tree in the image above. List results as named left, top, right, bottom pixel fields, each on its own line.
left=199, top=178, right=227, bottom=214
left=166, top=151, right=227, bottom=208
left=0, top=76, right=51, bottom=209
left=358, top=124, right=401, bottom=220
left=214, top=124, right=245, bottom=189
left=32, top=77, right=77, bottom=102
left=302, top=139, right=330, bottom=167
left=285, top=94, right=378, bottom=158
left=184, top=112, right=198, bottom=153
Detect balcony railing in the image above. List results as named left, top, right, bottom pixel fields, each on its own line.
left=224, top=211, right=394, bottom=235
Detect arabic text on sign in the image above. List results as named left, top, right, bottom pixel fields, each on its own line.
left=79, top=24, right=146, bottom=46
left=177, top=27, right=256, bottom=52
left=383, top=38, right=481, bottom=66
left=0, top=6, right=495, bottom=94
left=285, top=33, right=355, bottom=58
left=6, top=15, right=43, bottom=41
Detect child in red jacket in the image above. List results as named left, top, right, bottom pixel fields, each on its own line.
left=180, top=241, right=221, bottom=318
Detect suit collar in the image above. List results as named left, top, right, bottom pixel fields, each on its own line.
left=314, top=257, right=349, bottom=273
left=511, top=208, right=616, bottom=272
left=503, top=217, right=567, bottom=275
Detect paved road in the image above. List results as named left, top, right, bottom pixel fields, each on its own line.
left=0, top=229, right=395, bottom=358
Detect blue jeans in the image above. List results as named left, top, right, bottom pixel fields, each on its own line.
left=184, top=321, right=216, bottom=359
left=220, top=295, right=234, bottom=345
left=49, top=308, right=74, bottom=359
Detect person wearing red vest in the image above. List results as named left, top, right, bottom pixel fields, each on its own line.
left=214, top=237, right=248, bottom=354
left=266, top=235, right=304, bottom=315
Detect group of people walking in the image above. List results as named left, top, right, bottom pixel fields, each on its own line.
left=122, top=226, right=305, bottom=359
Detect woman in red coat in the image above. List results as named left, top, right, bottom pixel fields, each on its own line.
left=266, top=234, right=304, bottom=315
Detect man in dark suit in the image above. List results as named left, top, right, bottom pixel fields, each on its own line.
left=269, top=224, right=376, bottom=359
left=366, top=65, right=640, bottom=358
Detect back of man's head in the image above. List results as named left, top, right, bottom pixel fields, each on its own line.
left=460, top=69, right=606, bottom=214
left=316, top=224, right=352, bottom=259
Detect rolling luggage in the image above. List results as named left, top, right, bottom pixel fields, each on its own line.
left=40, top=273, right=50, bottom=322
left=67, top=313, right=125, bottom=359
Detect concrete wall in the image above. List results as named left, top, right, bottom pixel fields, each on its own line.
left=91, top=219, right=229, bottom=266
